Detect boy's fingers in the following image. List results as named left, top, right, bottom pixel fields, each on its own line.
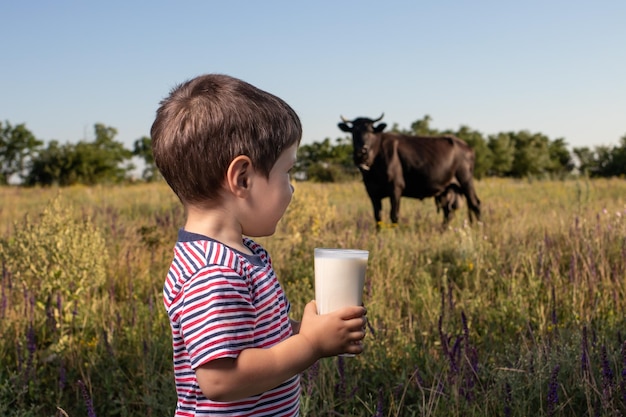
left=345, top=317, right=367, bottom=331
left=336, top=306, right=367, bottom=320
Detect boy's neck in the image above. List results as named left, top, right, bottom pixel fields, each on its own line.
left=184, top=206, right=252, bottom=255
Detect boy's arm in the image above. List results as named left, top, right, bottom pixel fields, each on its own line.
left=290, top=318, right=301, bottom=334
left=195, top=301, right=365, bottom=402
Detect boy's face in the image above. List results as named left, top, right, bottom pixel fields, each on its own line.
left=243, top=143, right=297, bottom=237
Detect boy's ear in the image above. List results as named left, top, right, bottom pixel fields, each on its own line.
left=226, top=155, right=253, bottom=197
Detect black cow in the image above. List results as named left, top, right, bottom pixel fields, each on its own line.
left=338, top=114, right=481, bottom=228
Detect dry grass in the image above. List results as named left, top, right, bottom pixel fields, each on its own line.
left=1, top=178, right=625, bottom=416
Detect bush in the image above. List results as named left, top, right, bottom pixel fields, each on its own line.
left=1, top=194, right=108, bottom=313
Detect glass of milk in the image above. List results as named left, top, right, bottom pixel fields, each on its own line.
left=314, top=248, right=369, bottom=315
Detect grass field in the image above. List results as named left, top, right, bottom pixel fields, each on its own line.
left=1, top=178, right=625, bottom=416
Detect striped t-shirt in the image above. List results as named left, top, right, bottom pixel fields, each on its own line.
left=163, top=230, right=300, bottom=416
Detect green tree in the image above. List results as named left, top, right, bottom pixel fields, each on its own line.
left=389, top=115, right=439, bottom=136
left=451, top=125, right=491, bottom=179
left=296, top=137, right=357, bottom=182
left=572, top=146, right=596, bottom=176
left=591, top=134, right=626, bottom=177
left=593, top=145, right=613, bottom=177
left=592, top=138, right=626, bottom=177
left=572, top=140, right=626, bottom=178
left=25, top=124, right=133, bottom=186
left=606, top=134, right=626, bottom=176
left=487, top=133, right=515, bottom=176
left=24, top=140, right=70, bottom=186
left=410, top=114, right=439, bottom=136
left=0, top=121, right=43, bottom=184
left=90, top=123, right=134, bottom=183
left=547, top=138, right=574, bottom=177
left=133, top=135, right=159, bottom=181
left=509, top=131, right=552, bottom=178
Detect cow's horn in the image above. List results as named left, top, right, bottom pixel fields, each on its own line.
left=373, top=113, right=385, bottom=122
left=340, top=115, right=351, bottom=123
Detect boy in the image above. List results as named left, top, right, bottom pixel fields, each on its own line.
left=151, top=74, right=367, bottom=416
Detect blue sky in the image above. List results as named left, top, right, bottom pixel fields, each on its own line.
left=2, top=1, right=625, bottom=151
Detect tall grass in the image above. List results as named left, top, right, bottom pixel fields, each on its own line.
left=1, top=178, right=625, bottom=416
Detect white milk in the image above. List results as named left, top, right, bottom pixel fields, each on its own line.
left=314, top=249, right=368, bottom=315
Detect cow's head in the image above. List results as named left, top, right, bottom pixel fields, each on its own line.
left=338, top=113, right=387, bottom=170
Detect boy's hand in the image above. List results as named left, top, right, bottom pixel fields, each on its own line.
left=195, top=301, right=366, bottom=401
left=298, top=300, right=367, bottom=357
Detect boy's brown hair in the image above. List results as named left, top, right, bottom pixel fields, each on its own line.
left=151, top=74, right=302, bottom=207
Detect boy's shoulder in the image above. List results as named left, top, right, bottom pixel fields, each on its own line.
left=175, top=229, right=270, bottom=268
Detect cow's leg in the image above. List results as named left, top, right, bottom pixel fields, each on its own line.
left=371, top=198, right=383, bottom=229
left=390, top=189, right=401, bottom=225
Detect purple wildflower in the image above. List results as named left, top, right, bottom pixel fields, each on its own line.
left=461, top=311, right=470, bottom=342
left=435, top=378, right=445, bottom=396
left=393, top=383, right=404, bottom=401
left=551, top=285, right=557, bottom=326
left=27, top=323, right=37, bottom=357
left=59, top=362, right=66, bottom=392
left=0, top=283, right=5, bottom=319
left=503, top=382, right=512, bottom=417
left=366, top=316, right=376, bottom=337
left=547, top=364, right=560, bottom=417
left=464, top=351, right=479, bottom=402
left=304, top=360, right=319, bottom=396
left=78, top=380, right=97, bottom=417
left=29, top=292, right=35, bottom=319
left=581, top=326, right=589, bottom=376
left=439, top=315, right=459, bottom=386
left=411, top=366, right=425, bottom=388
left=0, top=262, right=8, bottom=319
left=619, top=340, right=626, bottom=405
left=334, top=355, right=346, bottom=399
left=459, top=311, right=478, bottom=403
left=621, top=340, right=626, bottom=404
left=57, top=292, right=62, bottom=317
left=72, top=300, right=78, bottom=328
left=374, top=387, right=383, bottom=417
left=601, top=345, right=614, bottom=405
left=451, top=335, right=462, bottom=368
